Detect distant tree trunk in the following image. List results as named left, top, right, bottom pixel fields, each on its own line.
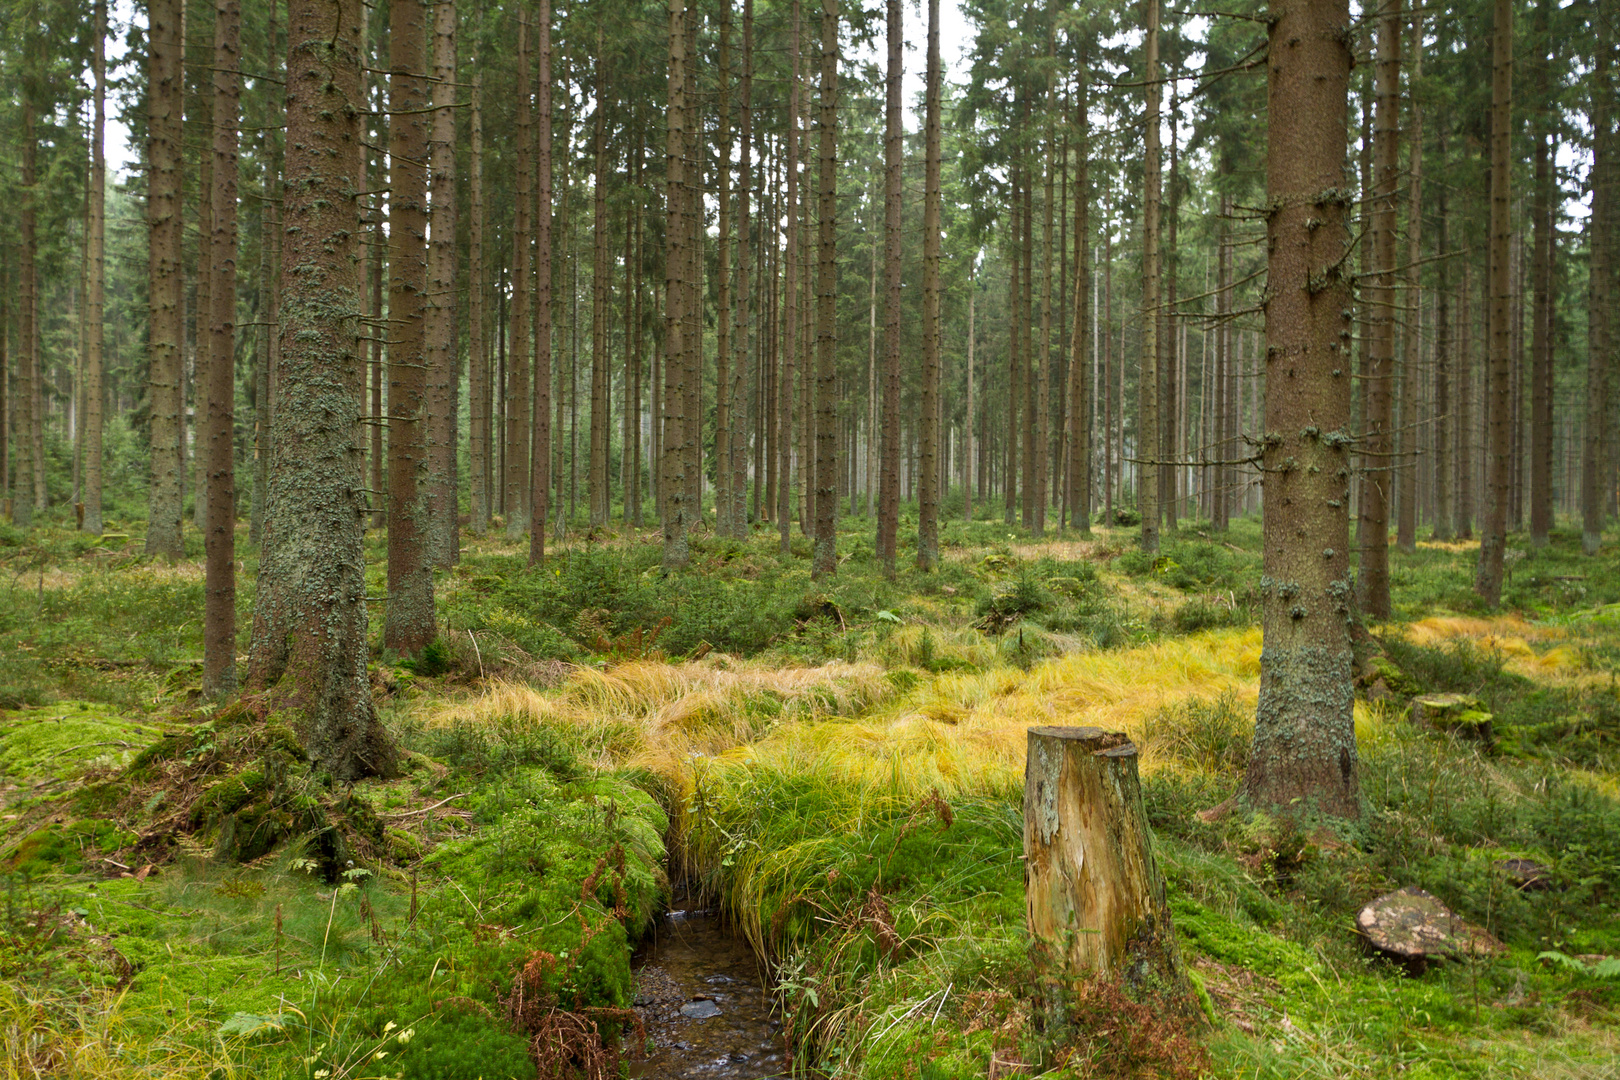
left=1103, top=209, right=1115, bottom=526
left=383, top=0, right=435, bottom=654
left=663, top=0, right=692, bottom=568
left=1068, top=81, right=1092, bottom=537
left=1034, top=99, right=1053, bottom=538
left=146, top=0, right=184, bottom=550
left=203, top=0, right=241, bottom=697
left=876, top=0, right=902, bottom=571
left=1528, top=0, right=1554, bottom=548
left=1139, top=0, right=1162, bottom=552
left=425, top=0, right=458, bottom=566
left=1433, top=164, right=1454, bottom=541
left=965, top=262, right=976, bottom=522
left=810, top=0, right=839, bottom=578
left=530, top=0, right=554, bottom=563
left=1475, top=0, right=1513, bottom=606
left=1008, top=161, right=1025, bottom=528
left=1358, top=0, right=1399, bottom=619
left=1246, top=0, right=1359, bottom=819
left=82, top=0, right=108, bottom=535
left=1397, top=21, right=1422, bottom=553
left=590, top=22, right=611, bottom=530
left=630, top=124, right=645, bottom=527
left=1021, top=161, right=1036, bottom=531
left=16, top=101, right=41, bottom=530
left=191, top=0, right=215, bottom=535
left=248, top=0, right=394, bottom=780
left=469, top=67, right=488, bottom=535
left=1456, top=257, right=1475, bottom=539
left=1584, top=12, right=1613, bottom=556
left=506, top=17, right=532, bottom=541
left=917, top=0, right=942, bottom=569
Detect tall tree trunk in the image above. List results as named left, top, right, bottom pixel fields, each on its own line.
left=1359, top=0, right=1400, bottom=618
left=917, top=0, right=942, bottom=568
left=663, top=0, right=692, bottom=568
left=1034, top=94, right=1053, bottom=538
left=506, top=17, right=532, bottom=540
left=469, top=68, right=488, bottom=535
left=203, top=0, right=241, bottom=696
left=1068, top=81, right=1092, bottom=537
left=590, top=22, right=611, bottom=529
left=384, top=0, right=435, bottom=653
left=811, top=0, right=839, bottom=578
left=1022, top=159, right=1036, bottom=530
left=82, top=0, right=108, bottom=535
left=1246, top=0, right=1359, bottom=820
left=877, top=0, right=901, bottom=570
left=248, top=0, right=393, bottom=779
left=1433, top=178, right=1453, bottom=541
left=732, top=0, right=756, bottom=537
left=530, top=0, right=554, bottom=562
left=1139, top=0, right=1162, bottom=552
left=714, top=2, right=736, bottom=537
left=966, top=261, right=976, bottom=521
left=1476, top=0, right=1513, bottom=605
left=146, top=0, right=184, bottom=550
left=191, top=0, right=215, bottom=535
left=1528, top=0, right=1554, bottom=547
left=1584, top=8, right=1613, bottom=556
left=1397, top=21, right=1423, bottom=552
left=1457, top=257, right=1475, bottom=539
left=425, top=0, right=458, bottom=565
left=1008, top=161, right=1024, bottom=527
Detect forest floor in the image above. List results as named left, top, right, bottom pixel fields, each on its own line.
left=2, top=508, right=1619, bottom=1079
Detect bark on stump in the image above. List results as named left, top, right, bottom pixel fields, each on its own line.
left=1409, top=693, right=1494, bottom=743
left=1356, top=886, right=1504, bottom=972
left=1023, top=726, right=1182, bottom=992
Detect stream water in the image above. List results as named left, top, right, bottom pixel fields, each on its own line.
left=628, top=904, right=790, bottom=1079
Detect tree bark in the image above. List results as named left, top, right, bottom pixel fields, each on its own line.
left=1433, top=160, right=1454, bottom=541
left=146, top=0, right=184, bottom=551
left=732, top=0, right=756, bottom=537
left=780, top=16, right=801, bottom=556
left=469, top=66, right=488, bottom=536
left=917, top=0, right=942, bottom=569
left=1584, top=10, right=1614, bottom=556
left=83, top=0, right=108, bottom=535
left=1139, top=0, right=1162, bottom=552
left=877, top=0, right=901, bottom=571
left=425, top=0, right=458, bottom=566
left=530, top=0, right=554, bottom=563
left=1068, top=82, right=1092, bottom=537
left=1358, top=0, right=1400, bottom=619
left=248, top=0, right=394, bottom=780
left=1475, top=0, right=1513, bottom=606
left=1245, top=0, right=1360, bottom=820
left=590, top=23, right=612, bottom=530
left=506, top=17, right=532, bottom=541
left=663, top=0, right=693, bottom=568
left=1528, top=0, right=1554, bottom=548
left=811, top=0, right=839, bottom=578
left=384, top=0, right=436, bottom=654
left=1024, top=727, right=1182, bottom=988
left=1396, top=21, right=1423, bottom=553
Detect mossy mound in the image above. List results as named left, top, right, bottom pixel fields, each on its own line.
left=0, top=702, right=163, bottom=781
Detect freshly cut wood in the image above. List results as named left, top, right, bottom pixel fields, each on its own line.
left=1023, top=726, right=1182, bottom=989
left=1356, top=886, right=1503, bottom=968
left=1409, top=693, right=1493, bottom=742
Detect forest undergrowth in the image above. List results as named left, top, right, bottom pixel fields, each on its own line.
left=2, top=507, right=1619, bottom=1078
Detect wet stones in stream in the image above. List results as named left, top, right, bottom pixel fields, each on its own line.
left=630, top=910, right=788, bottom=1079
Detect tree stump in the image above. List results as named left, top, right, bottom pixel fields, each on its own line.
left=1355, top=886, right=1504, bottom=971
left=1023, top=726, right=1182, bottom=991
left=1409, top=693, right=1494, bottom=743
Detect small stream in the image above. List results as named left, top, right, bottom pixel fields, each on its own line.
left=628, top=903, right=790, bottom=1079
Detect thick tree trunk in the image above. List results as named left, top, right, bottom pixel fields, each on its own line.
left=530, top=0, right=554, bottom=563
left=203, top=0, right=241, bottom=697
left=506, top=18, right=532, bottom=541
left=1139, top=0, right=1162, bottom=552
left=714, top=4, right=736, bottom=538
left=191, top=0, right=215, bottom=536
left=1024, top=727, right=1182, bottom=988
left=83, top=0, right=108, bottom=535
left=917, top=0, right=942, bottom=569
left=810, top=0, right=839, bottom=578
left=248, top=0, right=394, bottom=780
left=590, top=23, right=611, bottom=530
left=1397, top=23, right=1423, bottom=553
left=1584, top=14, right=1613, bottom=556
left=469, top=68, right=488, bottom=536
left=1476, top=0, right=1513, bottom=606
left=146, top=0, right=184, bottom=550
left=663, top=0, right=692, bottom=568
left=425, top=0, right=458, bottom=566
left=1359, top=0, right=1400, bottom=620
left=1528, top=0, right=1554, bottom=548
left=731, top=0, right=756, bottom=537
left=384, top=0, right=436, bottom=654
left=876, top=0, right=901, bottom=570
left=1245, top=0, right=1360, bottom=820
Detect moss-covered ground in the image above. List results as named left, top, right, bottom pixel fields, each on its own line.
left=2, top=509, right=1618, bottom=1078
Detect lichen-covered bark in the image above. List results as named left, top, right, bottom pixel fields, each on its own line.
left=383, top=0, right=436, bottom=655
left=203, top=0, right=241, bottom=698
left=247, top=0, right=394, bottom=782
left=1245, top=0, right=1360, bottom=821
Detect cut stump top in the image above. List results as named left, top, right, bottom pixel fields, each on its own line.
left=1356, top=886, right=1504, bottom=963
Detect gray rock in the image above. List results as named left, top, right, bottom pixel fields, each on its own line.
left=679, top=999, right=723, bottom=1019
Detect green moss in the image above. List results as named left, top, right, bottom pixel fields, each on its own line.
left=0, top=704, right=162, bottom=781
